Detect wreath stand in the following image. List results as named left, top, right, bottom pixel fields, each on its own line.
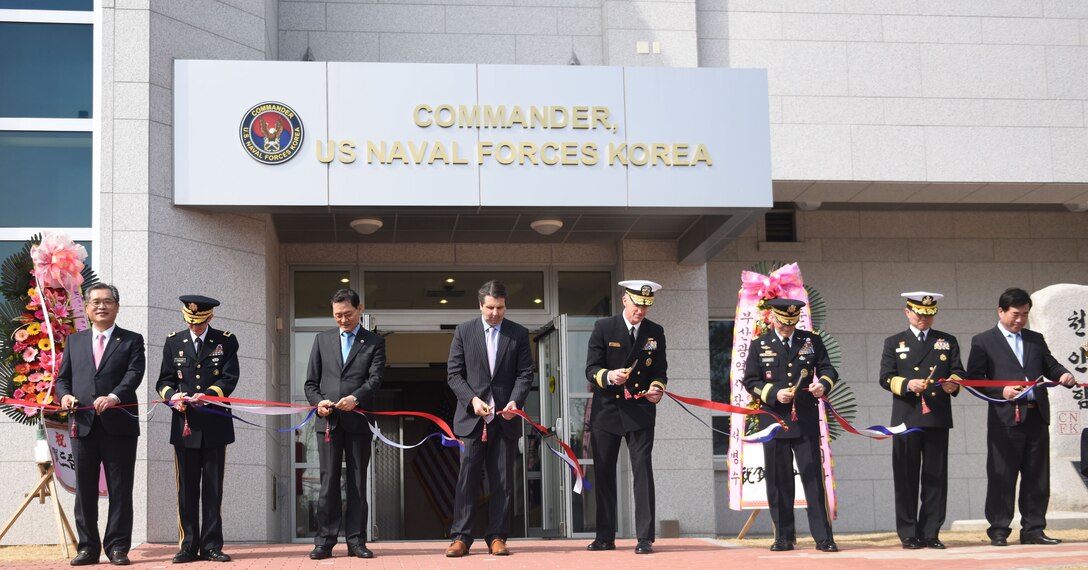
left=0, top=460, right=78, bottom=557
left=736, top=510, right=760, bottom=539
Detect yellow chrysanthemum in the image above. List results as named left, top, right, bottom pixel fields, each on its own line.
left=36, top=392, right=51, bottom=404
left=38, top=338, right=51, bottom=351
left=26, top=323, right=41, bottom=335
left=27, top=288, right=37, bottom=298
left=13, top=375, right=27, bottom=385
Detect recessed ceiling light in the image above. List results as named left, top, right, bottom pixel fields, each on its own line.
left=340, top=278, right=349, bottom=283
left=534, top=298, right=543, bottom=304
left=350, top=217, right=383, bottom=235
left=440, top=299, right=448, bottom=304
left=445, top=278, right=455, bottom=283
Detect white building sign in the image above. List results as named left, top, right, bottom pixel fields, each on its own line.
left=175, top=61, right=771, bottom=209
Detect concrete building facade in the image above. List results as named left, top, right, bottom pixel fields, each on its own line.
left=1, top=0, right=1086, bottom=545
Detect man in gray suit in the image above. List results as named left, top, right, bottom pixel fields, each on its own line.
left=444, top=281, right=533, bottom=557
left=56, top=283, right=146, bottom=567
left=304, top=288, right=385, bottom=560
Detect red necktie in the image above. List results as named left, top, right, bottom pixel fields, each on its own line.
left=94, top=334, right=106, bottom=369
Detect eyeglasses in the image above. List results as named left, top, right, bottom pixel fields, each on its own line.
left=88, top=299, right=117, bottom=308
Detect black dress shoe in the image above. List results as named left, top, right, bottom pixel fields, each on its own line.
left=816, top=539, right=839, bottom=552
left=1021, top=533, right=1061, bottom=545
left=924, top=538, right=946, bottom=549
left=309, top=546, right=332, bottom=560
left=990, top=536, right=1008, bottom=547
left=200, top=549, right=232, bottom=562
left=634, top=540, right=653, bottom=554
left=901, top=537, right=923, bottom=549
left=172, top=550, right=199, bottom=564
left=586, top=540, right=615, bottom=551
left=770, top=539, right=795, bottom=552
left=107, top=550, right=130, bottom=566
left=348, top=545, right=375, bottom=558
left=70, top=550, right=99, bottom=566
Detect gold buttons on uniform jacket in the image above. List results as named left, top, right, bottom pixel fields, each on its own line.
left=197, top=364, right=201, bottom=369
left=196, top=386, right=202, bottom=390
left=788, top=363, right=793, bottom=367
left=615, top=395, right=621, bottom=399
left=195, top=374, right=201, bottom=380
left=787, top=373, right=793, bottom=378
left=914, top=367, right=919, bottom=371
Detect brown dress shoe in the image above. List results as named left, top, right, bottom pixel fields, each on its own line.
left=445, top=540, right=469, bottom=557
left=488, top=538, right=510, bottom=556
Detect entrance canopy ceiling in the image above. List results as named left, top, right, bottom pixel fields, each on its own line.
left=272, top=207, right=756, bottom=264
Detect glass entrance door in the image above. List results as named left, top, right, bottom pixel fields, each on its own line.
left=531, top=316, right=568, bottom=537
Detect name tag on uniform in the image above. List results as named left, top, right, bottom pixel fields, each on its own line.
left=608, top=342, right=621, bottom=347
left=896, top=346, right=910, bottom=353
left=173, top=357, right=187, bottom=365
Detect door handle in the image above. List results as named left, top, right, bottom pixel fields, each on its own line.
left=552, top=416, right=563, bottom=439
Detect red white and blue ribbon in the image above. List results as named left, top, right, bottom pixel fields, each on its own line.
left=820, top=397, right=920, bottom=440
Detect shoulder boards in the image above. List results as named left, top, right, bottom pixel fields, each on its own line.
left=168, top=331, right=177, bottom=337
left=223, top=331, right=233, bottom=337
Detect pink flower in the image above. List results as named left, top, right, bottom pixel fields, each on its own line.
left=13, top=389, right=25, bottom=400
left=13, top=342, right=26, bottom=352
left=14, top=329, right=29, bottom=342
left=35, top=381, right=48, bottom=392
left=21, top=347, right=38, bottom=362
left=30, top=233, right=87, bottom=291
left=28, top=372, right=44, bottom=383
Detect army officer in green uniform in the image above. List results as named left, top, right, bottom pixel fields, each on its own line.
left=156, top=295, right=240, bottom=563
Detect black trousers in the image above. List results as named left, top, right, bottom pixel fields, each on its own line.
left=449, top=418, right=517, bottom=547
left=315, top=426, right=372, bottom=548
left=591, top=426, right=656, bottom=542
left=763, top=435, right=832, bottom=543
left=173, top=445, right=227, bottom=553
left=986, top=406, right=1049, bottom=540
left=892, top=427, right=949, bottom=541
left=72, top=417, right=137, bottom=555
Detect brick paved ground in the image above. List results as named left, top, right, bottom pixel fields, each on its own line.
left=8, top=538, right=1088, bottom=570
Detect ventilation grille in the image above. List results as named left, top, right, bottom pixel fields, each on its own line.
left=764, top=211, right=797, bottom=242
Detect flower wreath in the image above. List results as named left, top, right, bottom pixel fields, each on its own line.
left=744, top=260, right=857, bottom=440
left=0, top=233, right=98, bottom=425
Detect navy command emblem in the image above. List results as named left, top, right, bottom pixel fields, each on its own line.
left=240, top=101, right=304, bottom=164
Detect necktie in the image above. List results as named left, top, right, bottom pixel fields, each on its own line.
left=342, top=331, right=353, bottom=364
left=783, top=336, right=790, bottom=350
left=1012, top=333, right=1024, bottom=366
left=194, top=336, right=203, bottom=358
left=630, top=326, right=637, bottom=345
left=918, top=331, right=925, bottom=343
left=487, top=327, right=498, bottom=376
left=93, top=334, right=106, bottom=369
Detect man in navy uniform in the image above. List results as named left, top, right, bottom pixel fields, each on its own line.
left=879, top=292, right=964, bottom=550
left=156, top=295, right=240, bottom=563
left=743, top=298, right=838, bottom=553
left=585, top=280, right=667, bottom=555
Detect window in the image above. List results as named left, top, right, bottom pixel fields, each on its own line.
left=709, top=319, right=734, bottom=456
left=363, top=271, right=545, bottom=311
left=0, top=22, right=92, bottom=118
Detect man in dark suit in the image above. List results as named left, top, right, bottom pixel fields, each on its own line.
left=967, top=287, right=1075, bottom=547
left=743, top=298, right=838, bottom=553
left=879, top=292, right=965, bottom=550
left=156, top=295, right=240, bottom=563
left=444, top=280, right=533, bottom=558
left=304, top=288, right=385, bottom=560
left=585, top=280, right=667, bottom=555
left=56, top=283, right=146, bottom=566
